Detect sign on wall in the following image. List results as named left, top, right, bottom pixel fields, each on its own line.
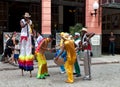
left=91, top=35, right=101, bottom=45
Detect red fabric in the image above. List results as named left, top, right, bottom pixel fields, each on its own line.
left=20, top=36, right=28, bottom=42
left=84, top=44, right=91, bottom=50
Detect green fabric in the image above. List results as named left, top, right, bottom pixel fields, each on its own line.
left=36, top=74, right=45, bottom=79
left=74, top=60, right=80, bottom=74
left=44, top=73, right=49, bottom=76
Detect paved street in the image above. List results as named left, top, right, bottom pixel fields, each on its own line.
left=0, top=55, right=120, bottom=87
left=0, top=63, right=120, bottom=87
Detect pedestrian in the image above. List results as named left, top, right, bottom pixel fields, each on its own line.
left=73, top=32, right=81, bottom=77
left=55, top=33, right=76, bottom=83
left=13, top=39, right=20, bottom=64
left=80, top=27, right=95, bottom=80
left=3, top=34, right=14, bottom=63
left=109, top=31, right=115, bottom=56
left=8, top=32, right=17, bottom=63
left=18, top=12, right=34, bottom=77
left=35, top=35, right=54, bottom=79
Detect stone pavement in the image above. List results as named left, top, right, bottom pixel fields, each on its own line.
left=0, top=55, right=120, bottom=71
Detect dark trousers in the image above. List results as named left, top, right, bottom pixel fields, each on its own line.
left=109, top=42, right=115, bottom=55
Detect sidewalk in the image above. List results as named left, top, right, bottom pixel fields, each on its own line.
left=0, top=55, right=120, bottom=71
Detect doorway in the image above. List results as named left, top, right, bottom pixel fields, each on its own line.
left=63, top=6, right=76, bottom=32
left=8, top=2, right=29, bottom=32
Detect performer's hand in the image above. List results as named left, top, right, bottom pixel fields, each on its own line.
left=47, top=48, right=51, bottom=51
left=54, top=57, right=58, bottom=61
left=26, top=20, right=30, bottom=24
left=51, top=48, right=56, bottom=52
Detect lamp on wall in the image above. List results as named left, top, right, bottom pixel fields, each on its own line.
left=91, top=1, right=99, bottom=17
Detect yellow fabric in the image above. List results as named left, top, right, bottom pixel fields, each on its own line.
left=59, top=39, right=64, bottom=47
left=65, top=60, right=74, bottom=83
left=64, top=40, right=76, bottom=64
left=63, top=39, right=76, bottom=83
left=36, top=53, right=48, bottom=75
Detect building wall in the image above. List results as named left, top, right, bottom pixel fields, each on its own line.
left=86, top=0, right=102, bottom=57
left=41, top=0, right=51, bottom=34
left=41, top=0, right=102, bottom=57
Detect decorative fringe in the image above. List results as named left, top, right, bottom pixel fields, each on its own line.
left=18, top=55, right=34, bottom=71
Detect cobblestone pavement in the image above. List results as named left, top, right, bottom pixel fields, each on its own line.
left=0, top=63, right=120, bottom=87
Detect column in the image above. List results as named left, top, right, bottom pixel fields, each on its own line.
left=41, top=0, right=51, bottom=34
left=85, top=0, right=102, bottom=57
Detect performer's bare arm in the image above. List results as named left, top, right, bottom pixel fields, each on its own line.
left=55, top=45, right=65, bottom=60
left=86, top=32, right=95, bottom=41
left=40, top=41, right=51, bottom=51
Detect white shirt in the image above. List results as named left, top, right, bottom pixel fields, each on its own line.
left=20, top=19, right=32, bottom=36
left=35, top=35, right=43, bottom=47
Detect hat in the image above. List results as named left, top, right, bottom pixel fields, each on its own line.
left=24, top=12, right=31, bottom=18
left=62, top=33, right=69, bottom=40
left=68, top=35, right=73, bottom=40
left=81, top=28, right=87, bottom=32
left=60, top=32, right=64, bottom=37
left=75, top=32, right=80, bottom=36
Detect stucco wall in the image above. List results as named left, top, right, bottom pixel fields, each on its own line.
left=86, top=0, right=102, bottom=57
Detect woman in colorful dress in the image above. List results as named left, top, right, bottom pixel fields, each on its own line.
left=18, top=12, right=34, bottom=77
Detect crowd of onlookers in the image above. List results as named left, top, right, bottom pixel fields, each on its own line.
left=1, top=31, right=43, bottom=65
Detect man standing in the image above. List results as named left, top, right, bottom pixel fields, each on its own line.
left=109, top=31, right=115, bottom=56
left=74, top=32, right=81, bottom=77
left=18, top=12, right=34, bottom=77
left=35, top=35, right=54, bottom=79
left=55, top=33, right=76, bottom=83
left=81, top=27, right=95, bottom=80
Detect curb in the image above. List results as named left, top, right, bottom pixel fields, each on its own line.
left=0, top=61, right=120, bottom=71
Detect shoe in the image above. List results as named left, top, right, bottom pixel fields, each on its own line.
left=45, top=74, right=50, bottom=77
left=76, top=74, right=81, bottom=77
left=73, top=72, right=77, bottom=75
left=65, top=80, right=73, bottom=83
left=60, top=71, right=65, bottom=74
left=37, top=76, right=46, bottom=79
left=40, top=77, right=46, bottom=79
left=83, top=76, right=91, bottom=80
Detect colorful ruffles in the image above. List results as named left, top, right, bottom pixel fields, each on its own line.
left=18, top=54, right=34, bottom=71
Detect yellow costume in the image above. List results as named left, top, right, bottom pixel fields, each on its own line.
left=35, top=38, right=50, bottom=79
left=64, top=39, right=76, bottom=83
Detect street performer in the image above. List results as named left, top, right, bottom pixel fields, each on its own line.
left=80, top=27, right=95, bottom=80
left=18, top=12, right=34, bottom=77
left=55, top=33, right=76, bottom=83
left=35, top=35, right=54, bottom=79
